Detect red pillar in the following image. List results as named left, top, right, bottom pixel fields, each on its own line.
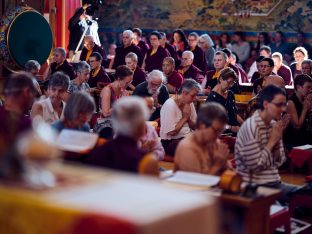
left=55, top=0, right=81, bottom=50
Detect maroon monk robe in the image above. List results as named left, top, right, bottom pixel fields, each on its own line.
left=191, top=45, right=208, bottom=73
left=277, top=64, right=293, bottom=85
left=88, top=66, right=111, bottom=88
left=132, top=66, right=147, bottom=87
left=165, top=42, right=179, bottom=66
left=113, top=44, right=143, bottom=69
left=80, top=44, right=107, bottom=66
left=137, top=40, right=150, bottom=58
left=145, top=46, right=170, bottom=73
left=50, top=60, right=75, bottom=80
left=178, top=64, right=204, bottom=84
left=166, top=70, right=183, bottom=90
left=205, top=69, right=218, bottom=89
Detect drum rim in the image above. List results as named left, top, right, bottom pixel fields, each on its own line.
left=6, top=9, right=52, bottom=71
left=0, top=5, right=33, bottom=71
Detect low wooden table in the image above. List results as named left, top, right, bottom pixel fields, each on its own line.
left=219, top=187, right=281, bottom=234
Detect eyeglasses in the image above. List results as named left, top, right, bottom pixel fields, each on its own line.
left=259, top=65, right=272, bottom=68
left=271, top=102, right=287, bottom=108
left=210, top=125, right=225, bottom=135
left=225, top=79, right=236, bottom=87
left=89, top=60, right=97, bottom=63
left=182, top=57, right=191, bottom=61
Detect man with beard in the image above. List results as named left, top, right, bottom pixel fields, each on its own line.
left=133, top=70, right=169, bottom=120
left=31, top=72, right=70, bottom=124
left=111, top=30, right=143, bottom=69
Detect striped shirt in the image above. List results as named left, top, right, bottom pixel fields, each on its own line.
left=235, top=110, right=286, bottom=184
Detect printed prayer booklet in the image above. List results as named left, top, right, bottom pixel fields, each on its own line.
left=165, top=171, right=220, bottom=188
left=293, top=144, right=312, bottom=150
left=56, top=129, right=99, bottom=153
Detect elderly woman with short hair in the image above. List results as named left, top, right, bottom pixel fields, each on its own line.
left=160, top=79, right=201, bottom=156
left=86, top=96, right=159, bottom=175
left=51, top=91, right=95, bottom=132
left=68, top=61, right=91, bottom=94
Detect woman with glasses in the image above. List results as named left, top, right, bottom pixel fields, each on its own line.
left=206, top=67, right=243, bottom=134
left=174, top=102, right=231, bottom=175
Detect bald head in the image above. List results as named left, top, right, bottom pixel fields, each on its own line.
left=263, top=75, right=285, bottom=88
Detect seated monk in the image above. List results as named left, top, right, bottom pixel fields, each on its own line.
left=201, top=51, right=228, bottom=95
left=143, top=31, right=170, bottom=73
left=86, top=96, right=159, bottom=176
left=80, top=35, right=107, bottom=67
left=45, top=47, right=75, bottom=80
left=178, top=51, right=204, bottom=84
left=125, top=52, right=146, bottom=90
left=174, top=102, right=231, bottom=175
left=162, top=57, right=183, bottom=93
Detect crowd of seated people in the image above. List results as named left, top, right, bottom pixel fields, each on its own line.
left=1, top=28, right=312, bottom=211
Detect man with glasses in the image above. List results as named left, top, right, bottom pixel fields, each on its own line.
left=235, top=85, right=299, bottom=204
left=174, top=102, right=231, bottom=175
left=133, top=70, right=169, bottom=120
left=88, top=52, right=111, bottom=110
left=178, top=51, right=205, bottom=84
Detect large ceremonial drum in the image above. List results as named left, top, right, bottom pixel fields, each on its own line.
left=0, top=4, right=52, bottom=71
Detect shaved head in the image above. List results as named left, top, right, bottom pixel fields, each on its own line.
left=263, top=75, right=285, bottom=88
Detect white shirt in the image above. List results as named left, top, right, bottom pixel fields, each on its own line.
left=160, top=98, right=196, bottom=140
left=35, top=97, right=65, bottom=124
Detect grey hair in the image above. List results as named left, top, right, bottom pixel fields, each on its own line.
left=112, top=96, right=149, bottom=137
left=272, top=52, right=283, bottom=61
left=178, top=78, right=202, bottom=94
left=76, top=61, right=90, bottom=73
left=123, top=30, right=134, bottom=39
left=182, top=51, right=194, bottom=60
left=54, top=47, right=66, bottom=58
left=84, top=35, right=94, bottom=42
left=48, top=71, right=70, bottom=90
left=199, top=34, right=214, bottom=47
left=125, top=52, right=138, bottom=62
left=25, top=60, right=40, bottom=72
left=63, top=92, right=95, bottom=121
left=147, top=69, right=167, bottom=83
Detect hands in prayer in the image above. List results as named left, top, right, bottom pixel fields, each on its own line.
left=213, top=142, right=230, bottom=164
left=182, top=104, right=192, bottom=120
